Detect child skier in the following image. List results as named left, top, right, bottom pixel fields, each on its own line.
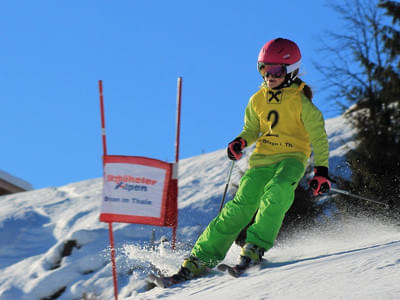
left=171, top=38, right=330, bottom=283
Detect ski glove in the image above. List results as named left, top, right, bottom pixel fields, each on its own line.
left=309, top=166, right=331, bottom=196
left=227, top=137, right=247, bottom=161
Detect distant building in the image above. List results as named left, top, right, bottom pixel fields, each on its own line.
left=0, top=170, right=33, bottom=196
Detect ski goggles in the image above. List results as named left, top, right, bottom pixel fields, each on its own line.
left=257, top=63, right=286, bottom=78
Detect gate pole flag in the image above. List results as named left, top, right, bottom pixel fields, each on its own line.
left=98, top=78, right=181, bottom=299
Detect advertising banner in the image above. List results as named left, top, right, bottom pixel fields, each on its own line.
left=100, top=155, right=173, bottom=226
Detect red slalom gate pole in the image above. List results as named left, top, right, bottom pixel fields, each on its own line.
left=108, top=223, right=119, bottom=300
left=99, top=80, right=118, bottom=300
left=172, top=77, right=182, bottom=250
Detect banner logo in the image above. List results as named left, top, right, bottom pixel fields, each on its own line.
left=107, top=174, right=158, bottom=192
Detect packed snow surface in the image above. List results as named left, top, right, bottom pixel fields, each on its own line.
left=0, top=114, right=399, bottom=300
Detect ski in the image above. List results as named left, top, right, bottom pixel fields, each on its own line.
left=147, top=273, right=188, bottom=289
left=217, top=258, right=267, bottom=278
left=147, top=258, right=268, bottom=289
left=147, top=266, right=224, bottom=289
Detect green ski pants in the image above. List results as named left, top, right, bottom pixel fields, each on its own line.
left=191, top=157, right=305, bottom=267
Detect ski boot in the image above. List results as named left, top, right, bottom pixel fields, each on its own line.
left=218, top=243, right=264, bottom=277
left=239, top=243, right=264, bottom=267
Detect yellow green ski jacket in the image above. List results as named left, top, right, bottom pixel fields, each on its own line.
left=238, top=82, right=329, bottom=169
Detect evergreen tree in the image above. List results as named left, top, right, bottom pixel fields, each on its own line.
left=317, top=0, right=400, bottom=217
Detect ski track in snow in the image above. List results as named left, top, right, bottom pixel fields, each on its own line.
left=0, top=114, right=399, bottom=300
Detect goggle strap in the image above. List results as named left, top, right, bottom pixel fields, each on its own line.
left=286, top=60, right=301, bottom=73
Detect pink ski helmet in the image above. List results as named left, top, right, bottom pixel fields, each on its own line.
left=257, top=38, right=302, bottom=83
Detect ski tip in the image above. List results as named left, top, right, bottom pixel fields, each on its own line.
left=147, top=273, right=178, bottom=288
left=147, top=274, right=165, bottom=288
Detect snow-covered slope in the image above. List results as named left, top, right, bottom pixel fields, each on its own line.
left=0, top=114, right=399, bottom=300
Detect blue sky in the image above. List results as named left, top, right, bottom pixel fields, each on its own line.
left=1, top=1, right=345, bottom=189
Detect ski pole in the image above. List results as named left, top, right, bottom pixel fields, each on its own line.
left=330, top=187, right=389, bottom=208
left=219, top=161, right=235, bottom=213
